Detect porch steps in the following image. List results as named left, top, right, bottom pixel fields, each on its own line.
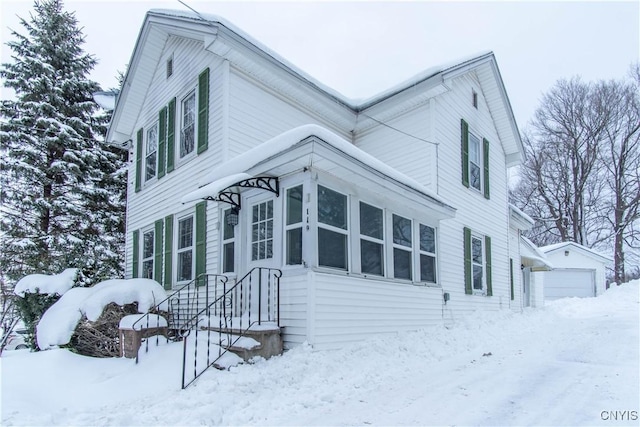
left=205, top=324, right=283, bottom=367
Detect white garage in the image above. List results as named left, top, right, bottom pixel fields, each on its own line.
left=541, top=242, right=612, bottom=301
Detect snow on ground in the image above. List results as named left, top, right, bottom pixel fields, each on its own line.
left=2, top=281, right=638, bottom=426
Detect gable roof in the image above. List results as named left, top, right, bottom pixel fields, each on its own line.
left=540, top=242, right=613, bottom=264
left=107, top=9, right=524, bottom=165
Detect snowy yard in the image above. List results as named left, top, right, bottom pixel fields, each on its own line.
left=2, top=281, right=638, bottom=426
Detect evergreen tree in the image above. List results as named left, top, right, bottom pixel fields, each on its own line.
left=0, top=0, right=125, bottom=285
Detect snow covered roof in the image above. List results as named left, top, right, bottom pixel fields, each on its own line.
left=107, top=9, right=523, bottom=164
left=509, top=204, right=534, bottom=231
left=540, top=242, right=613, bottom=264
left=181, top=124, right=455, bottom=218
left=520, top=236, right=553, bottom=271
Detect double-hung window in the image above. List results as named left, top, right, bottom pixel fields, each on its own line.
left=392, top=214, right=412, bottom=280
left=471, top=235, right=484, bottom=290
left=286, top=185, right=303, bottom=265
left=468, top=132, right=482, bottom=191
left=176, top=215, right=194, bottom=282
left=222, top=209, right=235, bottom=273
left=145, top=122, right=158, bottom=181
left=419, top=224, right=437, bottom=283
left=180, top=91, right=196, bottom=159
left=317, top=185, right=348, bottom=270
left=141, top=229, right=154, bottom=279
left=359, top=202, right=384, bottom=276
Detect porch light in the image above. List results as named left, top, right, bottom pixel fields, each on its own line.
left=226, top=208, right=239, bottom=227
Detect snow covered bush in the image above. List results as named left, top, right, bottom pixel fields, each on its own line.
left=13, top=269, right=79, bottom=350
left=36, top=278, right=168, bottom=357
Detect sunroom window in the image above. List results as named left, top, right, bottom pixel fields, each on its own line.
left=317, top=185, right=348, bottom=270
left=359, top=202, right=384, bottom=276
left=286, top=185, right=303, bottom=265
left=419, top=224, right=436, bottom=283
left=392, top=214, right=412, bottom=280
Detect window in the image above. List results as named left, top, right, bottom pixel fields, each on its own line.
left=359, top=202, right=384, bottom=276
left=180, top=91, right=196, bottom=158
left=471, top=235, right=484, bottom=290
left=317, top=185, right=348, bottom=270
left=468, top=132, right=481, bottom=191
left=142, top=230, right=154, bottom=279
left=222, top=209, right=236, bottom=273
left=461, top=119, right=490, bottom=198
left=176, top=216, right=194, bottom=282
left=392, top=214, right=412, bottom=280
left=464, top=227, right=492, bottom=296
left=145, top=122, right=158, bottom=181
left=419, top=224, right=436, bottom=283
left=251, top=200, right=273, bottom=261
left=286, top=185, right=303, bottom=265
left=166, top=56, right=173, bottom=79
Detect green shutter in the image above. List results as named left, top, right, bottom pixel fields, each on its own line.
left=135, top=128, right=143, bottom=192
left=485, top=235, right=492, bottom=296
left=167, top=98, right=176, bottom=173
left=154, top=219, right=163, bottom=284
left=158, top=107, right=167, bottom=179
left=509, top=258, right=514, bottom=301
left=132, top=230, right=140, bottom=278
left=197, top=68, right=210, bottom=155
left=164, top=215, right=173, bottom=290
left=195, top=201, right=207, bottom=285
left=483, top=138, right=490, bottom=199
left=461, top=119, right=469, bottom=188
left=464, top=227, right=472, bottom=295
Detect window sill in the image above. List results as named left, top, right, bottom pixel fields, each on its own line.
left=310, top=267, right=441, bottom=288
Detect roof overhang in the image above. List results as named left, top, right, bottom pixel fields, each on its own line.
left=520, top=236, right=553, bottom=271
left=509, top=204, right=534, bottom=231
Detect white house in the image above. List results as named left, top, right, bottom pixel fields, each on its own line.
left=106, top=9, right=526, bottom=350
left=541, top=242, right=612, bottom=301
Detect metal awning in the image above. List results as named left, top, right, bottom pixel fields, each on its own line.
left=180, top=172, right=279, bottom=209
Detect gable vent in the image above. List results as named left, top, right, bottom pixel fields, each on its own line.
left=166, top=56, right=174, bottom=79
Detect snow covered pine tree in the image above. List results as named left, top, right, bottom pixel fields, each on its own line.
left=0, top=0, right=125, bottom=285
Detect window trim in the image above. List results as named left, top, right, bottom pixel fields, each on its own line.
left=418, top=223, right=437, bottom=284
left=358, top=201, right=385, bottom=277
left=141, top=227, right=155, bottom=280
left=468, top=130, right=482, bottom=192
left=221, top=208, right=237, bottom=274
left=178, top=89, right=197, bottom=162
left=175, top=213, right=195, bottom=285
left=471, top=233, right=485, bottom=293
left=144, top=121, right=159, bottom=183
left=285, top=184, right=304, bottom=266
left=317, top=184, right=349, bottom=271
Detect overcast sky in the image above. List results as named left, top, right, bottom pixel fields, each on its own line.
left=1, top=0, right=638, bottom=128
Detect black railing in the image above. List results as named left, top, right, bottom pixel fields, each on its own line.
left=131, top=274, right=228, bottom=363
left=180, top=267, right=281, bottom=389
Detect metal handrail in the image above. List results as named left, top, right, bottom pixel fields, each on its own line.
left=131, top=273, right=228, bottom=363
left=180, top=267, right=281, bottom=389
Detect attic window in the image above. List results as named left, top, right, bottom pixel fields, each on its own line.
left=166, top=56, right=174, bottom=79
left=472, top=90, right=478, bottom=109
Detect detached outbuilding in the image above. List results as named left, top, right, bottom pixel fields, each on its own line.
left=540, top=242, right=612, bottom=301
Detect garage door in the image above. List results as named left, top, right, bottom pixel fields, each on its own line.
left=545, top=269, right=595, bottom=300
